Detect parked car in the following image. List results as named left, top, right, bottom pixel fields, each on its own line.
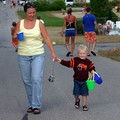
left=64, top=0, right=74, bottom=6
left=18, top=0, right=27, bottom=6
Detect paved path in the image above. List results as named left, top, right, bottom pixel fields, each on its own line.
left=0, top=2, right=120, bottom=120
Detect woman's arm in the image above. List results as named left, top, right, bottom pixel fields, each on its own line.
left=39, top=22, right=56, bottom=60
left=74, top=16, right=77, bottom=34
left=60, top=17, right=66, bottom=36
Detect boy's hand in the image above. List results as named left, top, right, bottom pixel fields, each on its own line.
left=91, top=70, right=95, bottom=74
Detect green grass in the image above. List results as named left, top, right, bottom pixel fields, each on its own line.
left=17, top=11, right=63, bottom=26
left=17, top=11, right=26, bottom=19
left=37, top=11, right=63, bottom=26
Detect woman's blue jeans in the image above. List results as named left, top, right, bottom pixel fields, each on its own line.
left=18, top=54, right=45, bottom=109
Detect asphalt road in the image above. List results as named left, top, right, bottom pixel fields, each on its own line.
left=0, top=1, right=120, bottom=120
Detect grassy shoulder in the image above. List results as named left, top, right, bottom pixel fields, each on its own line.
left=98, top=48, right=120, bottom=62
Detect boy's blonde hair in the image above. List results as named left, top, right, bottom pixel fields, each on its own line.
left=77, top=44, right=88, bottom=53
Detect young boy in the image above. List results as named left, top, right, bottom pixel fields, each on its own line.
left=11, top=21, right=18, bottom=52
left=56, top=44, right=95, bottom=111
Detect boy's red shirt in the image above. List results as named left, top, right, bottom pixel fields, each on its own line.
left=60, top=57, right=95, bottom=82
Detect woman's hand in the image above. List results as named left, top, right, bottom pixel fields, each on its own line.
left=54, top=57, right=61, bottom=63
left=60, top=31, right=64, bottom=36
left=51, top=53, right=57, bottom=61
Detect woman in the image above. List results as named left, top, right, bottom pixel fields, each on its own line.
left=13, top=2, right=56, bottom=114
left=61, top=8, right=77, bottom=57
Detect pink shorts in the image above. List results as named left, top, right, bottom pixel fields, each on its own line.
left=84, top=32, right=97, bottom=43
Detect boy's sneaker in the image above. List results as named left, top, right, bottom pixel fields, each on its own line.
left=83, top=105, right=88, bottom=111
left=74, top=99, right=80, bottom=109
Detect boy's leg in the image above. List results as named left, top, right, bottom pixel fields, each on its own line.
left=74, top=96, right=80, bottom=109
left=74, top=96, right=79, bottom=100
left=82, top=96, right=88, bottom=111
left=82, top=96, right=87, bottom=106
left=73, top=80, right=81, bottom=109
left=81, top=82, right=89, bottom=111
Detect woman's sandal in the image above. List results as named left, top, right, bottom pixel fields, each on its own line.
left=27, top=107, right=33, bottom=113
left=33, top=108, right=41, bottom=114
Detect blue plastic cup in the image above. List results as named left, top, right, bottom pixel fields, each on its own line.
left=17, top=32, right=24, bottom=41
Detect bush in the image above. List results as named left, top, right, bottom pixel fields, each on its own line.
left=33, top=0, right=66, bottom=11
left=72, top=3, right=81, bottom=7
left=50, top=0, right=66, bottom=11
left=76, top=19, right=83, bottom=35
left=96, top=11, right=118, bottom=24
left=72, top=3, right=90, bottom=7
left=33, top=1, right=41, bottom=12
left=90, top=0, right=118, bottom=24
left=90, top=0, right=110, bottom=17
left=110, top=0, right=120, bottom=7
left=33, top=1, right=50, bottom=11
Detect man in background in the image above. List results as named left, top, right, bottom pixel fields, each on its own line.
left=82, top=7, right=98, bottom=56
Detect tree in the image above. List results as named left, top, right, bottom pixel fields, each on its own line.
left=90, top=0, right=112, bottom=22
left=90, top=0, right=110, bottom=17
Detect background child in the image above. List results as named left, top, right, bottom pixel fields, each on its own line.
left=56, top=44, right=95, bottom=111
left=107, top=22, right=112, bottom=33
left=11, top=21, right=18, bottom=52
left=37, top=16, right=44, bottom=24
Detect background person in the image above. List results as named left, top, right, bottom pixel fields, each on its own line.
left=56, top=44, right=95, bottom=111
left=82, top=7, right=98, bottom=56
left=83, top=4, right=87, bottom=14
left=13, top=2, right=56, bottom=114
left=10, top=0, right=16, bottom=8
left=37, top=16, right=44, bottom=24
left=61, top=8, right=77, bottom=57
left=106, top=22, right=112, bottom=33
left=11, top=21, right=18, bottom=52
left=102, top=22, right=107, bottom=35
